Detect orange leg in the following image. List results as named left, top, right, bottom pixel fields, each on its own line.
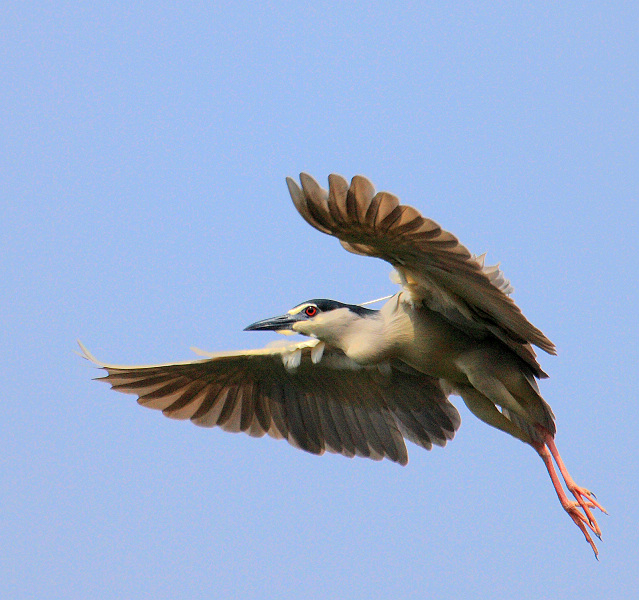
left=533, top=430, right=606, bottom=558
left=535, top=443, right=600, bottom=558
left=544, top=432, right=607, bottom=531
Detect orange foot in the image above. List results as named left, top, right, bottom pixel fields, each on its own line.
left=562, top=498, right=602, bottom=558
left=535, top=435, right=606, bottom=559
left=543, top=433, right=607, bottom=537
left=567, top=484, right=607, bottom=537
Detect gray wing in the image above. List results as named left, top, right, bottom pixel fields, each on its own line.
left=287, top=173, right=555, bottom=378
left=80, top=341, right=460, bottom=466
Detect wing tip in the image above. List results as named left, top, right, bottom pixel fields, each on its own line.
left=285, top=175, right=301, bottom=195
left=76, top=339, right=102, bottom=366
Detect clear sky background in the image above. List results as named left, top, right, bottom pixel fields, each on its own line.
left=2, top=2, right=638, bottom=599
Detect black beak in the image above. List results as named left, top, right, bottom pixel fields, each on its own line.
left=244, top=313, right=300, bottom=332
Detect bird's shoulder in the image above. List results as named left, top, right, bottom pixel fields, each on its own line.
left=287, top=173, right=555, bottom=376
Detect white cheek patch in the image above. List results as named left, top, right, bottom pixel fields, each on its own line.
left=291, top=321, right=312, bottom=335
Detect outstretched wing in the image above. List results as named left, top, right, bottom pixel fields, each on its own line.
left=79, top=340, right=460, bottom=466
left=287, top=173, right=555, bottom=377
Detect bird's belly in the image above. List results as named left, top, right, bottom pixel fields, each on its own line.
left=401, top=338, right=469, bottom=382
left=397, top=308, right=479, bottom=382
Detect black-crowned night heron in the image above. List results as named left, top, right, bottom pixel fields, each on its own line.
left=80, top=173, right=605, bottom=556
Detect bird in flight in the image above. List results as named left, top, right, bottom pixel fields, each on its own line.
left=80, top=173, right=606, bottom=556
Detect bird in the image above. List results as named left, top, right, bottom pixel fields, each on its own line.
left=80, top=173, right=606, bottom=557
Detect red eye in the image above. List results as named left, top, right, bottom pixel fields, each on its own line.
left=304, top=306, right=318, bottom=317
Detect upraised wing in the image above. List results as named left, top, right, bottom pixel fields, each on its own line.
left=79, top=340, right=460, bottom=465
left=287, top=173, right=555, bottom=377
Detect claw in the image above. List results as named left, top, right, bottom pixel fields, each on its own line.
left=538, top=432, right=607, bottom=557
left=571, top=485, right=607, bottom=514
left=566, top=504, right=599, bottom=558
left=563, top=501, right=600, bottom=537
left=567, top=485, right=607, bottom=537
left=535, top=436, right=605, bottom=558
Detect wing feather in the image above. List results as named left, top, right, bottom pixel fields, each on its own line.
left=323, top=395, right=357, bottom=458
left=253, top=381, right=273, bottom=434
left=191, top=385, right=228, bottom=426
left=162, top=381, right=210, bottom=420
left=80, top=341, right=460, bottom=465
left=263, top=380, right=288, bottom=440
left=287, top=174, right=555, bottom=377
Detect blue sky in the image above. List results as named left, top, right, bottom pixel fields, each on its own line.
left=2, top=2, right=638, bottom=598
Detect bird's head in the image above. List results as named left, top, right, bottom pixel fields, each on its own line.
left=244, top=299, right=378, bottom=344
